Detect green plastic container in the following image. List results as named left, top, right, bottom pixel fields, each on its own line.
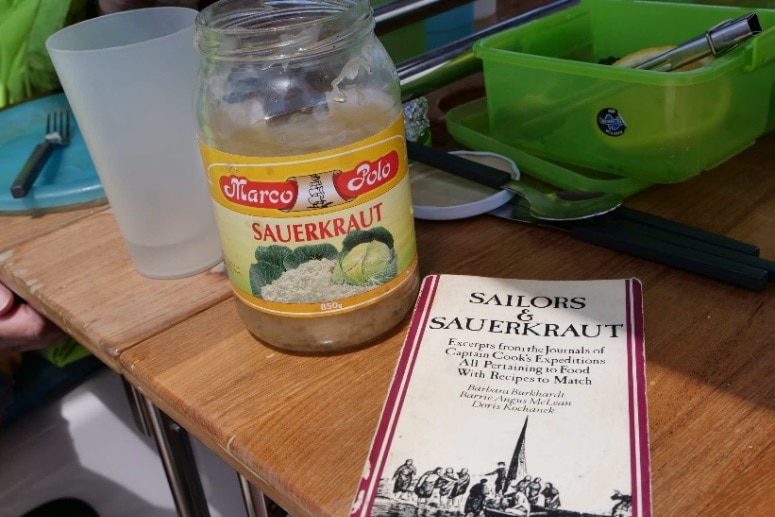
left=473, top=0, right=775, bottom=183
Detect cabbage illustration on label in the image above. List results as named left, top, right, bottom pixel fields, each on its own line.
left=333, top=228, right=397, bottom=286
left=249, top=227, right=398, bottom=304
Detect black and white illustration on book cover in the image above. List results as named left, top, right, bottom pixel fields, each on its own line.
left=351, top=275, right=650, bottom=517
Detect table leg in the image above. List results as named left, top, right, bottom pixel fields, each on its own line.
left=145, top=400, right=212, bottom=517
left=238, top=473, right=269, bottom=517
left=122, top=378, right=211, bottom=517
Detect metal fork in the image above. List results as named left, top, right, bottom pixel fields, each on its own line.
left=10, top=111, right=72, bottom=199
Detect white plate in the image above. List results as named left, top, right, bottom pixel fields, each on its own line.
left=410, top=150, right=519, bottom=220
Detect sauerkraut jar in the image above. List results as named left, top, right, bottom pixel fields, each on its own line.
left=194, top=0, right=420, bottom=352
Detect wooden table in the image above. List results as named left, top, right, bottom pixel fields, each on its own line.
left=2, top=3, right=774, bottom=517
left=4, top=135, right=775, bottom=517
left=124, top=127, right=775, bottom=517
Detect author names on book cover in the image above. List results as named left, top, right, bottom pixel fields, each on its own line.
left=429, top=288, right=627, bottom=416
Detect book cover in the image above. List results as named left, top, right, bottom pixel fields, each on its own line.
left=351, top=275, right=650, bottom=517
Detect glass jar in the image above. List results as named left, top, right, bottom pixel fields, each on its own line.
left=195, top=0, right=420, bottom=353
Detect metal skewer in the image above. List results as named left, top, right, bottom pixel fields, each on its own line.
left=634, top=12, right=762, bottom=71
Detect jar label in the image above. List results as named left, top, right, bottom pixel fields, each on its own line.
left=199, top=116, right=418, bottom=317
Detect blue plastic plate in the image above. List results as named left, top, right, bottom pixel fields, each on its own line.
left=0, top=93, right=105, bottom=212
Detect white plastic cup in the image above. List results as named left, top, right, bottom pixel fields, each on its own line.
left=46, top=7, right=222, bottom=279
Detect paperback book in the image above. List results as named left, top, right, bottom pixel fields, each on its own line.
left=350, top=275, right=650, bottom=517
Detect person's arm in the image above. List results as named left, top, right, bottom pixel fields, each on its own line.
left=0, top=282, right=67, bottom=360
